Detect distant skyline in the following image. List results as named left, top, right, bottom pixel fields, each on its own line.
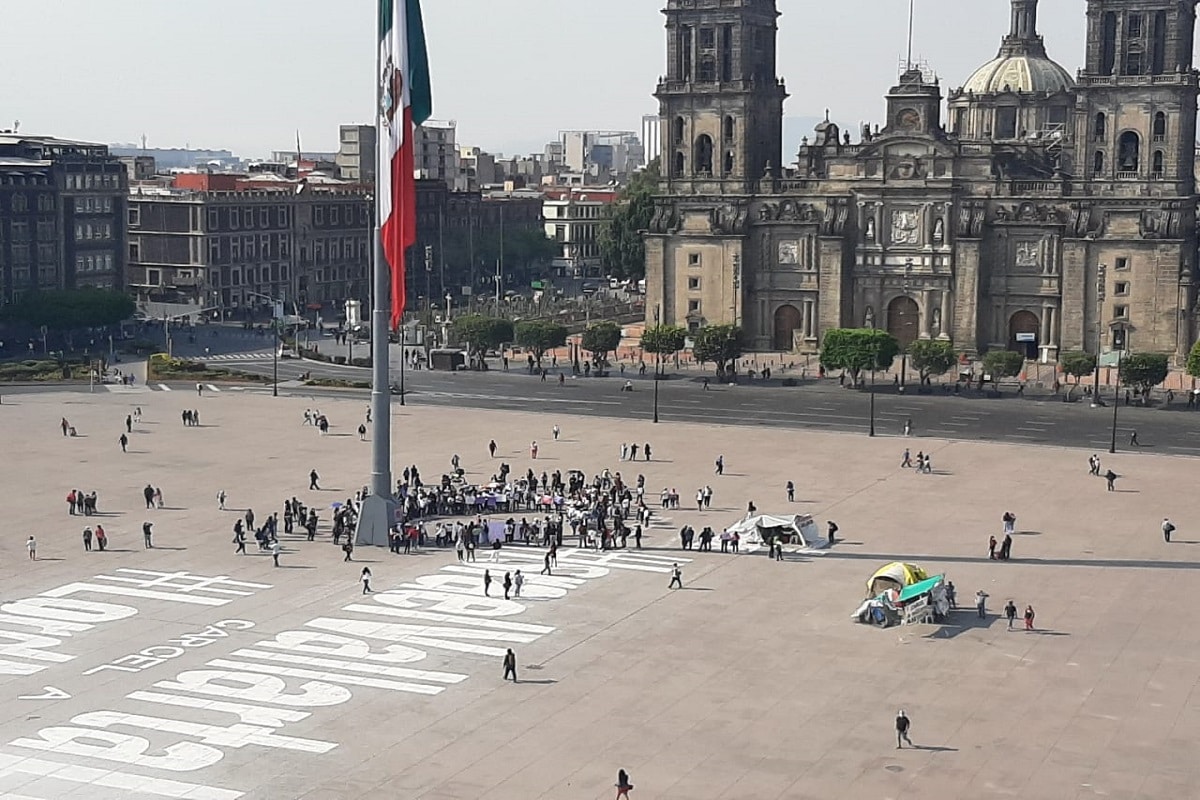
left=2, top=1, right=1196, bottom=160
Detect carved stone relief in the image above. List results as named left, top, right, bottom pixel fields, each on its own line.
left=891, top=209, right=920, bottom=245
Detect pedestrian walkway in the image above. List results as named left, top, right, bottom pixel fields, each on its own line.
left=101, top=382, right=222, bottom=394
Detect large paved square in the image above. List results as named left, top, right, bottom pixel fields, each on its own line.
left=0, top=386, right=1197, bottom=799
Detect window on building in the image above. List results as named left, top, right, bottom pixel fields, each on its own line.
left=244, top=208, right=254, bottom=229
left=331, top=206, right=340, bottom=225
left=688, top=253, right=701, bottom=267
left=720, top=25, right=733, bottom=81
left=995, top=107, right=1018, bottom=139
left=207, top=209, right=219, bottom=229
left=1102, top=12, right=1117, bottom=74
left=128, top=207, right=140, bottom=227
left=259, top=209, right=269, bottom=228
left=315, top=206, right=325, bottom=226
left=1153, top=112, right=1166, bottom=141
left=1094, top=113, right=1107, bottom=140
left=1094, top=150, right=1105, bottom=176
left=147, top=268, right=161, bottom=286
left=678, top=26, right=692, bottom=80
left=1152, top=150, right=1165, bottom=176
left=130, top=242, right=141, bottom=262
left=673, top=117, right=685, bottom=145
left=1127, top=13, right=1143, bottom=38
left=724, top=151, right=735, bottom=175
left=231, top=238, right=242, bottom=260
left=687, top=276, right=701, bottom=290
left=1115, top=257, right=1129, bottom=270
left=1115, top=281, right=1130, bottom=296
left=698, top=57, right=716, bottom=82
left=688, top=299, right=701, bottom=313
left=699, top=27, right=715, bottom=48
left=230, top=209, right=240, bottom=229
left=694, top=134, right=714, bottom=175
left=1125, top=50, right=1143, bottom=76
left=1117, top=131, right=1141, bottom=171
left=1152, top=10, right=1168, bottom=74
left=723, top=116, right=735, bottom=141
left=1114, top=304, right=1129, bottom=319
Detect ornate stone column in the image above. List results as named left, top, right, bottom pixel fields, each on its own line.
left=919, top=289, right=932, bottom=339
left=938, top=289, right=952, bottom=340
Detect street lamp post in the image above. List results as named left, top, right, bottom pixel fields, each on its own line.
left=245, top=291, right=282, bottom=397
left=1109, top=349, right=1122, bottom=454
left=868, top=363, right=877, bottom=436
left=652, top=308, right=661, bottom=424
left=899, top=260, right=913, bottom=392
left=1092, top=263, right=1106, bottom=407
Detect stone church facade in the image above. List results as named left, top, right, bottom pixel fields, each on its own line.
left=644, top=0, right=1200, bottom=361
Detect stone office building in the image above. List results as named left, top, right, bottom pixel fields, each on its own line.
left=644, top=0, right=1199, bottom=361
left=0, top=135, right=127, bottom=304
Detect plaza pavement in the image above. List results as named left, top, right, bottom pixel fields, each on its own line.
left=0, top=387, right=1198, bottom=799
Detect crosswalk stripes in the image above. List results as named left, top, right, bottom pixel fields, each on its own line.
left=205, top=384, right=221, bottom=393
left=195, top=351, right=273, bottom=362
left=157, top=384, right=172, bottom=391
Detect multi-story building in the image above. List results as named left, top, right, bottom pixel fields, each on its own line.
left=0, top=134, right=127, bottom=303
left=127, top=173, right=370, bottom=316
left=336, top=125, right=376, bottom=182
left=457, top=147, right=497, bottom=192
left=413, top=120, right=462, bottom=189
left=641, top=114, right=662, bottom=168
left=543, top=188, right=619, bottom=278
left=646, top=0, right=1200, bottom=360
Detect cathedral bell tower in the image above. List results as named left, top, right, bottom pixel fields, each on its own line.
left=1075, top=0, right=1198, bottom=193
left=656, top=0, right=787, bottom=194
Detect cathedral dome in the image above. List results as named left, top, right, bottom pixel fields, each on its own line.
left=962, top=52, right=1074, bottom=95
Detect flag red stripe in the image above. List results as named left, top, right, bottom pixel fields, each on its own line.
left=382, top=106, right=415, bottom=329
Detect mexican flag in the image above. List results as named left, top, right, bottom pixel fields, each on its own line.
left=379, top=0, right=432, bottom=329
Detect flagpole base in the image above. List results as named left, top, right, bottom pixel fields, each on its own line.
left=355, top=493, right=395, bottom=548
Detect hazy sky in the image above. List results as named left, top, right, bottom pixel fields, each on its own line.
left=0, top=1, right=1184, bottom=158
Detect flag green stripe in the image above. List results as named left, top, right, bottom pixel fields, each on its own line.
left=379, top=0, right=392, bottom=43
left=405, top=0, right=433, bottom=126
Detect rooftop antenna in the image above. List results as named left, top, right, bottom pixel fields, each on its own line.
left=906, top=0, right=916, bottom=70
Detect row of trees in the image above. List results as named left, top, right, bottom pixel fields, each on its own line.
left=450, top=316, right=629, bottom=369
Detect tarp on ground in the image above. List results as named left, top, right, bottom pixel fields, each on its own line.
left=724, top=514, right=826, bottom=549
left=898, top=574, right=944, bottom=603
left=866, top=562, right=928, bottom=596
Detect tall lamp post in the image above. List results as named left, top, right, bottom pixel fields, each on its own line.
left=868, top=355, right=877, bottom=437
left=1092, top=263, right=1107, bottom=407
left=652, top=307, right=661, bottom=424
left=899, top=259, right=913, bottom=392
left=1109, top=348, right=1122, bottom=454
left=246, top=291, right=283, bottom=397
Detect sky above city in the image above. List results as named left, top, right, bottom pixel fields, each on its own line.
left=2, top=0, right=1193, bottom=159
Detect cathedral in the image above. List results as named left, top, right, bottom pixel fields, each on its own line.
left=644, top=0, right=1199, bottom=361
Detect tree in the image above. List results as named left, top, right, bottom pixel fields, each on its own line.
left=580, top=321, right=622, bottom=370
left=640, top=324, right=687, bottom=371
left=907, top=339, right=956, bottom=385
left=598, top=161, right=659, bottom=281
left=819, top=328, right=900, bottom=385
left=982, top=349, right=1025, bottom=384
left=1188, top=340, right=1200, bottom=381
left=692, top=324, right=744, bottom=378
left=1119, top=352, right=1170, bottom=398
left=3, top=289, right=135, bottom=330
left=1060, top=350, right=1097, bottom=388
left=451, top=315, right=513, bottom=365
left=514, top=320, right=568, bottom=366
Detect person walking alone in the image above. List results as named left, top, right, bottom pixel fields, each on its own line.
left=502, top=648, right=517, bottom=682
left=615, top=769, right=633, bottom=799
left=669, top=563, right=683, bottom=589
left=1005, top=600, right=1018, bottom=630
left=503, top=571, right=513, bottom=600
left=895, top=710, right=913, bottom=748
left=82, top=527, right=93, bottom=552
left=361, top=567, right=373, bottom=594
left=309, top=469, right=320, bottom=490
left=1162, top=518, right=1176, bottom=543
left=786, top=480, right=795, bottom=502
left=142, top=521, right=153, bottom=548
left=483, top=569, right=492, bottom=596
left=27, top=535, right=37, bottom=560
left=271, top=540, right=281, bottom=567
left=1024, top=604, right=1036, bottom=630
left=119, top=433, right=128, bottom=453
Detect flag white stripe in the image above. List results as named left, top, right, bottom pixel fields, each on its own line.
left=378, top=1, right=412, bottom=228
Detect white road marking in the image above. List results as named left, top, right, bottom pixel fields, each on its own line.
left=205, top=384, right=221, bottom=392
left=157, top=384, right=172, bottom=391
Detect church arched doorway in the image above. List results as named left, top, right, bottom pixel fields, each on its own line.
left=1008, top=310, right=1040, bottom=359
left=887, top=296, right=919, bottom=348
left=773, top=305, right=802, bottom=351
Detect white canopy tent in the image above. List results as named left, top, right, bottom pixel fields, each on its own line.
left=725, top=514, right=826, bottom=549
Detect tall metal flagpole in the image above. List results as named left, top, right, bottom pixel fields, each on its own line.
left=356, top=1, right=394, bottom=547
